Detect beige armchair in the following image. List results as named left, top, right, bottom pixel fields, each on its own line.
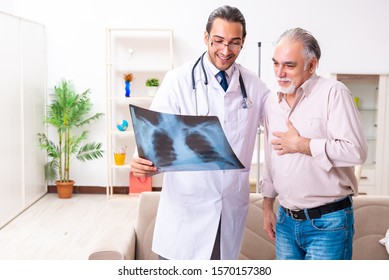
left=89, top=191, right=389, bottom=260
left=88, top=192, right=160, bottom=260
left=88, top=191, right=275, bottom=260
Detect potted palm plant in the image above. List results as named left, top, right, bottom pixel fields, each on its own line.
left=38, top=79, right=104, bottom=198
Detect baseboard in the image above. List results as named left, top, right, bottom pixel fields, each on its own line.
left=47, top=185, right=162, bottom=194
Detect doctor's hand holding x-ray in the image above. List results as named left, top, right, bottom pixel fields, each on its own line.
left=130, top=5, right=270, bottom=260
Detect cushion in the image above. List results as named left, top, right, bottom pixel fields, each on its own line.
left=88, top=225, right=136, bottom=260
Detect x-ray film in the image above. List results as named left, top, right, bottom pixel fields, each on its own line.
left=129, top=105, right=244, bottom=173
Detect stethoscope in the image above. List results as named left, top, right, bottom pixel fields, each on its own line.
left=191, top=52, right=252, bottom=115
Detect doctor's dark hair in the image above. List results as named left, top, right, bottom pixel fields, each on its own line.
left=206, top=5, right=247, bottom=38
left=277, top=27, right=321, bottom=64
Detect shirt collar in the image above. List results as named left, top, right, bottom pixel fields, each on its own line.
left=298, top=73, right=318, bottom=97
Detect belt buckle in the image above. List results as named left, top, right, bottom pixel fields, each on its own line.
left=288, top=209, right=304, bottom=220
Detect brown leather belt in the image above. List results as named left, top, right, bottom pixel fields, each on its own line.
left=282, top=196, right=352, bottom=220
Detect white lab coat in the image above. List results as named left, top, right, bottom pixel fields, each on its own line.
left=150, top=53, right=270, bottom=259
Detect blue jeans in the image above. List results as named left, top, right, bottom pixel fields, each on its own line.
left=275, top=203, right=354, bottom=260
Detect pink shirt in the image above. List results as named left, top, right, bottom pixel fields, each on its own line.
left=262, top=74, right=368, bottom=210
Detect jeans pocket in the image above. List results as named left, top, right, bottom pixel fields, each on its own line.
left=276, top=207, right=286, bottom=224
left=311, top=208, right=352, bottom=231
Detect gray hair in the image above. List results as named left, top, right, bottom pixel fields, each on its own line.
left=206, top=5, right=247, bottom=38
left=277, top=28, right=321, bottom=68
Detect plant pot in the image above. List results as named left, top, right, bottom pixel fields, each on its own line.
left=147, top=86, right=158, bottom=97
left=56, top=180, right=75, bottom=199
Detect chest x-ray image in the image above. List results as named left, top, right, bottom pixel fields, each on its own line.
left=129, top=105, right=244, bottom=174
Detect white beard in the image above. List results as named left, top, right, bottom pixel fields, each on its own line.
left=277, top=78, right=296, bottom=94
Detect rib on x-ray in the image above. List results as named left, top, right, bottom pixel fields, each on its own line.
left=129, top=105, right=244, bottom=173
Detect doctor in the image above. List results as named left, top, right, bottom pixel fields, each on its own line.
left=130, top=5, right=270, bottom=260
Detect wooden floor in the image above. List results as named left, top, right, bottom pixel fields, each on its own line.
left=0, top=193, right=139, bottom=260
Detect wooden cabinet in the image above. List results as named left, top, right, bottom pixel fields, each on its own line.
left=106, top=28, right=173, bottom=198
left=332, top=74, right=389, bottom=195
left=0, top=12, right=46, bottom=228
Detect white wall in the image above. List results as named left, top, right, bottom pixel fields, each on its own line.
left=1, top=0, right=389, bottom=186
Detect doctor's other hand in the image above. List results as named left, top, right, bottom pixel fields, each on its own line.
left=130, top=156, right=158, bottom=177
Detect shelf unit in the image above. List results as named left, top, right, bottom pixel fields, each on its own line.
left=331, top=74, right=389, bottom=195
left=106, top=28, right=173, bottom=198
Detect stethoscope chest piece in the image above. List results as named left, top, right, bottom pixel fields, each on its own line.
left=241, top=98, right=253, bottom=109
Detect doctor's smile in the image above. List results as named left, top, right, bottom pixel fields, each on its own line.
left=216, top=53, right=233, bottom=63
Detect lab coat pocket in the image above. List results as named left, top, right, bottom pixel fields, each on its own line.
left=237, top=107, right=250, bottom=137
left=227, top=170, right=250, bottom=206
left=175, top=172, right=207, bottom=204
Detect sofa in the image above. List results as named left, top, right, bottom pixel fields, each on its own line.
left=88, top=192, right=389, bottom=260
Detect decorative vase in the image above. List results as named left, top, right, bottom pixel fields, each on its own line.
left=56, top=180, right=75, bottom=199
left=125, top=81, right=131, bottom=97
